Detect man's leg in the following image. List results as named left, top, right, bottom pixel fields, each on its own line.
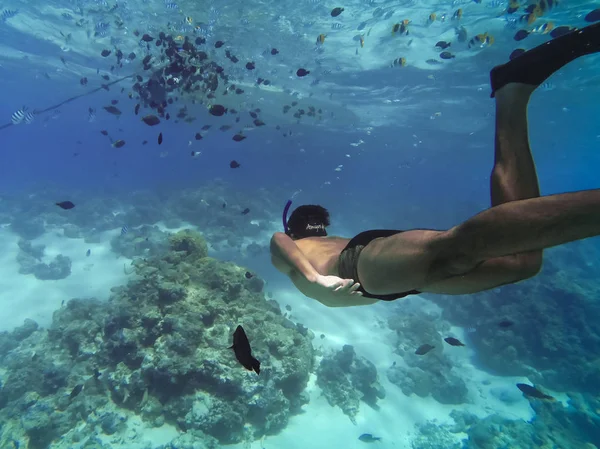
left=422, top=23, right=600, bottom=293
left=421, top=83, right=541, bottom=294
left=358, top=23, right=600, bottom=296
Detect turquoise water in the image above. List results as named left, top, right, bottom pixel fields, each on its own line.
left=0, top=0, right=600, bottom=447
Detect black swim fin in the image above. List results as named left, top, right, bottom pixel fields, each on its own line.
left=490, top=22, right=600, bottom=97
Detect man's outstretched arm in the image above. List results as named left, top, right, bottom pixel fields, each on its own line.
left=270, top=232, right=319, bottom=282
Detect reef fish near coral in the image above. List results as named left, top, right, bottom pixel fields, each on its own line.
left=358, top=433, right=381, bottom=442
left=230, top=325, right=260, bottom=374
left=415, top=344, right=435, bottom=355
left=516, top=383, right=555, bottom=400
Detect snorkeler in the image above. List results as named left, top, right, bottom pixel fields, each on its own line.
left=270, top=22, right=600, bottom=308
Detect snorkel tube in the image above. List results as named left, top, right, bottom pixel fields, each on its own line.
left=282, top=199, right=292, bottom=234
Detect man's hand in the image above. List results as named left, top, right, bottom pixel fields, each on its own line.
left=310, top=274, right=372, bottom=307
left=315, top=274, right=363, bottom=295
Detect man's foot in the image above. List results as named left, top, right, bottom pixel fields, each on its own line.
left=490, top=22, right=600, bottom=97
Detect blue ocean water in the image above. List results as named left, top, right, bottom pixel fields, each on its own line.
left=1, top=0, right=600, bottom=447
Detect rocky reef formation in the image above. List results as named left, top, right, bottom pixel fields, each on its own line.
left=0, top=230, right=314, bottom=449
left=316, top=344, right=385, bottom=423
left=386, top=308, right=469, bottom=405
left=411, top=393, right=600, bottom=449
left=16, top=238, right=72, bottom=280
left=426, top=242, right=600, bottom=395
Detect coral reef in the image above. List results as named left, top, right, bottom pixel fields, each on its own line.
left=16, top=239, right=72, bottom=280
left=316, top=344, right=385, bottom=423
left=110, top=224, right=170, bottom=259
left=411, top=393, right=600, bottom=449
left=386, top=308, right=469, bottom=405
left=0, top=230, right=314, bottom=448
left=426, top=242, right=600, bottom=394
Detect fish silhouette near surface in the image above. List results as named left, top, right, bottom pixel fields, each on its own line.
left=230, top=325, right=260, bottom=374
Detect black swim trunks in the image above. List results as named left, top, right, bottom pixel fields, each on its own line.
left=337, top=229, right=421, bottom=301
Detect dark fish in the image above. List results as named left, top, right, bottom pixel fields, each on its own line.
left=358, top=434, right=381, bottom=443
left=585, top=9, right=600, bottom=22
left=128, top=52, right=136, bottom=60
left=232, top=133, right=246, bottom=142
left=245, top=271, right=254, bottom=279
left=271, top=48, right=279, bottom=55
left=230, top=160, right=240, bottom=168
left=110, top=99, right=118, bottom=105
left=435, top=41, right=451, bottom=49
left=142, top=140, right=148, bottom=145
left=195, top=132, right=203, bottom=140
left=253, top=119, right=265, bottom=127
left=80, top=77, right=88, bottom=85
left=201, top=125, right=211, bottom=130
left=103, top=106, right=122, bottom=115
left=498, top=319, right=514, bottom=328
left=86, top=249, right=91, bottom=257
left=100, top=130, right=108, bottom=135
left=241, top=208, right=250, bottom=215
left=56, top=201, right=75, bottom=210
left=158, top=132, right=163, bottom=145
left=134, top=104, right=140, bottom=115
left=513, top=29, right=530, bottom=41
left=331, top=7, right=344, bottom=17
left=219, top=125, right=231, bottom=131
left=245, top=61, right=255, bottom=70
left=439, top=51, right=455, bottom=59
left=215, top=40, right=224, bottom=48
left=230, top=325, right=260, bottom=374
left=550, top=26, right=577, bottom=38
left=112, top=140, right=126, bottom=148
left=209, top=104, right=227, bottom=116
left=141, top=34, right=154, bottom=42
left=415, top=344, right=435, bottom=355
left=141, top=115, right=161, bottom=126
left=101, top=49, right=111, bottom=57
left=69, top=384, right=84, bottom=401
left=296, top=68, right=310, bottom=77
left=222, top=203, right=226, bottom=208
left=509, top=48, right=526, bottom=60
left=516, top=383, right=555, bottom=400
left=444, top=337, right=465, bottom=347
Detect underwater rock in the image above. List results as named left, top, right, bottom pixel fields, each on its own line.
left=168, top=229, right=209, bottom=260
left=316, top=345, right=385, bottom=422
left=17, top=239, right=45, bottom=259
left=10, top=216, right=45, bottom=240
left=427, top=249, right=600, bottom=394
left=31, top=254, right=72, bottom=280
left=0, top=236, right=314, bottom=446
left=12, top=318, right=39, bottom=341
left=386, top=306, right=468, bottom=404
left=110, top=224, right=169, bottom=259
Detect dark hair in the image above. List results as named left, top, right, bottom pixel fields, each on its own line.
left=285, top=204, right=330, bottom=239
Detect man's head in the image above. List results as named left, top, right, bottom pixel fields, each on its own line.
left=285, top=204, right=330, bottom=239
